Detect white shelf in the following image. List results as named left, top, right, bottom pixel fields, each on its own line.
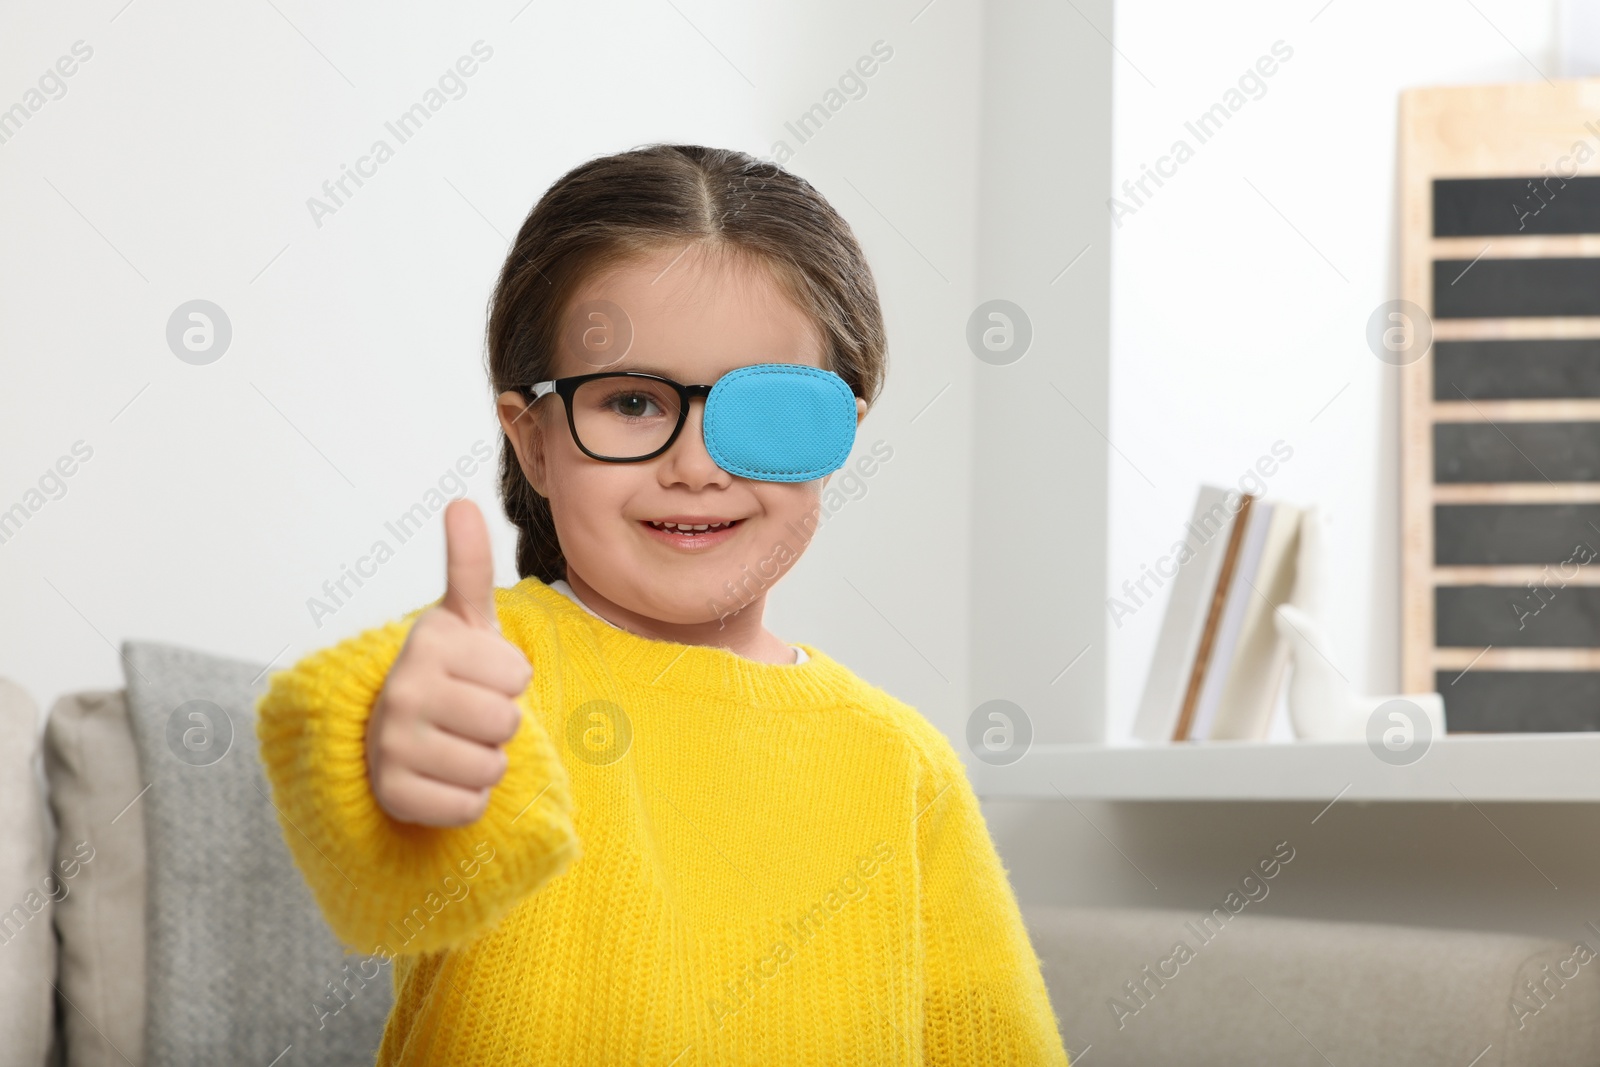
left=969, top=734, right=1600, bottom=802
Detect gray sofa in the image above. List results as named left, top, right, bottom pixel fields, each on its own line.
left=1031, top=905, right=1600, bottom=1065
left=4, top=640, right=1598, bottom=1065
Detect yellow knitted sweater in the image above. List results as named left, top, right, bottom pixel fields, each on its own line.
left=255, top=576, right=1070, bottom=1065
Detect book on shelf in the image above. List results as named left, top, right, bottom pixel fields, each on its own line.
left=1204, top=499, right=1303, bottom=740
left=1129, top=485, right=1246, bottom=743
left=1130, top=485, right=1304, bottom=743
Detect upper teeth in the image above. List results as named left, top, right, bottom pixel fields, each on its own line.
left=650, top=521, right=733, bottom=530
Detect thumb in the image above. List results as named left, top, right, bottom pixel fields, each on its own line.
left=441, top=498, right=499, bottom=631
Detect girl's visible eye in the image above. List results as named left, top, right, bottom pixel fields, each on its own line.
left=599, top=390, right=664, bottom=420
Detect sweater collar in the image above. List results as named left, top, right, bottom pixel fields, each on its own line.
left=507, top=577, right=861, bottom=711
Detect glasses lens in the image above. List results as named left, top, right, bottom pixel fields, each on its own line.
left=569, top=376, right=683, bottom=459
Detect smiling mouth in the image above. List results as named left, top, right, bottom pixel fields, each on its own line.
left=642, top=519, right=742, bottom=536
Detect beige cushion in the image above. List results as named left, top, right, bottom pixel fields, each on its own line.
left=44, top=689, right=147, bottom=1067
left=0, top=679, right=57, bottom=1067
left=1026, top=904, right=1600, bottom=1066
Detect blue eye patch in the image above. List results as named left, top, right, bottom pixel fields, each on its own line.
left=702, top=363, right=858, bottom=482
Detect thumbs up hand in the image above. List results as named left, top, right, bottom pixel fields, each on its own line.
left=366, top=498, right=534, bottom=827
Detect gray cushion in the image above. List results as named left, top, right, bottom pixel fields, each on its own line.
left=44, top=689, right=148, bottom=1067
left=119, top=640, right=391, bottom=1066
left=1025, top=904, right=1600, bottom=1066
left=0, top=678, right=55, bottom=1067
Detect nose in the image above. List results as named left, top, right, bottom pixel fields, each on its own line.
left=657, top=396, right=731, bottom=487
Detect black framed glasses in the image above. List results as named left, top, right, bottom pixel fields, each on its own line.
left=517, top=371, right=715, bottom=463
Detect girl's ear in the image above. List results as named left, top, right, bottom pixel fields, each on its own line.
left=495, top=391, right=549, bottom=497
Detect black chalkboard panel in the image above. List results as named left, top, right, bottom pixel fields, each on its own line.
left=1437, top=585, right=1600, bottom=647
left=1435, top=421, right=1600, bottom=482
left=1434, top=258, right=1600, bottom=318
left=1434, top=339, right=1600, bottom=399
left=1435, top=670, right=1600, bottom=731
left=1434, top=176, right=1600, bottom=236
left=1435, top=503, right=1600, bottom=565
left=1402, top=87, right=1600, bottom=735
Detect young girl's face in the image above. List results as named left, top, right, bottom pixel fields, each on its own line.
left=496, top=242, right=866, bottom=628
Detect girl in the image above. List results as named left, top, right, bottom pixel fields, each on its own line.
left=257, top=143, right=1070, bottom=1065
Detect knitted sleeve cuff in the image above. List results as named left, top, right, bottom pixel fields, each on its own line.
left=255, top=598, right=582, bottom=959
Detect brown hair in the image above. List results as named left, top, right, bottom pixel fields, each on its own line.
left=485, top=143, right=889, bottom=583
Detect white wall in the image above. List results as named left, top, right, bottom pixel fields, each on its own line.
left=0, top=2, right=982, bottom=739
left=1105, top=0, right=1560, bottom=741
left=972, top=0, right=1112, bottom=746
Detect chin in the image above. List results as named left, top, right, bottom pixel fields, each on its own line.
left=580, top=569, right=715, bottom=625
left=643, top=580, right=731, bottom=624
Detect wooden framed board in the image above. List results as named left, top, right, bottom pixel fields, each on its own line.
left=1401, top=79, right=1600, bottom=731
